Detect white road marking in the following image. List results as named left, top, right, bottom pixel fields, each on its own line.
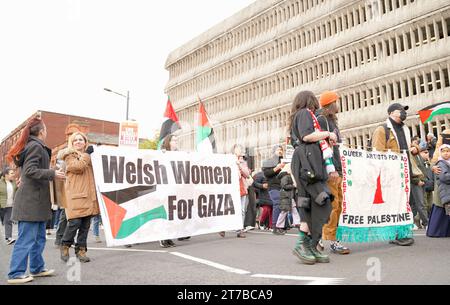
left=170, top=251, right=251, bottom=275
left=251, top=274, right=345, bottom=285
left=87, top=247, right=168, bottom=253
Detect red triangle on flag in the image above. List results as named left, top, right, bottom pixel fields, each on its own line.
left=164, top=98, right=180, bottom=125
left=373, top=174, right=385, bottom=204
left=199, top=102, right=210, bottom=128
left=418, top=109, right=432, bottom=124
left=102, top=195, right=127, bottom=238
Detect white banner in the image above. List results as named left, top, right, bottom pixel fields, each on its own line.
left=337, top=146, right=413, bottom=242
left=91, top=146, right=242, bottom=247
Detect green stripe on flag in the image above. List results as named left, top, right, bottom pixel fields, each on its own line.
left=425, top=107, right=450, bottom=123
left=336, top=224, right=413, bottom=243
left=196, top=126, right=212, bottom=144
left=115, top=205, right=167, bottom=239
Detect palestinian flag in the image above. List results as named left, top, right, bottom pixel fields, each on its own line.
left=418, top=101, right=450, bottom=124
left=196, top=101, right=216, bottom=154
left=101, top=185, right=167, bottom=239
left=157, top=98, right=180, bottom=149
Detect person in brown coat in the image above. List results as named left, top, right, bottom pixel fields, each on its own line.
left=60, top=132, right=99, bottom=263
left=371, top=103, right=414, bottom=246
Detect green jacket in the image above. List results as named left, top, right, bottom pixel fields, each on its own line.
left=0, top=178, right=17, bottom=209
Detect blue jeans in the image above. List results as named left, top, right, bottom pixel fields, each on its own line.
left=8, top=221, right=47, bottom=279
left=269, top=190, right=281, bottom=228
left=92, top=215, right=101, bottom=237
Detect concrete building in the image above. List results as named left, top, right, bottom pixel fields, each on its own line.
left=165, top=0, right=450, bottom=168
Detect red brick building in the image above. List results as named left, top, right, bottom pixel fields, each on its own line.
left=0, top=110, right=120, bottom=170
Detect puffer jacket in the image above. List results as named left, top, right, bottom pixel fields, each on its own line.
left=278, top=172, right=295, bottom=212
left=437, top=160, right=450, bottom=205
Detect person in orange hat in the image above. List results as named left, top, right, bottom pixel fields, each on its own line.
left=315, top=91, right=351, bottom=255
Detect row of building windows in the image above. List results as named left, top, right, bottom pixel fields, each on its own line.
left=169, top=0, right=327, bottom=78
left=169, top=0, right=417, bottom=82
left=338, top=67, right=450, bottom=112
left=178, top=38, right=449, bottom=124
left=169, top=4, right=444, bottom=104
left=176, top=60, right=450, bottom=142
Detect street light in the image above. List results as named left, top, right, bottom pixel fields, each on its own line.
left=104, top=88, right=130, bottom=121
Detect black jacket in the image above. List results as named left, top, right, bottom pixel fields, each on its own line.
left=252, top=172, right=272, bottom=206
left=278, top=172, right=295, bottom=212
left=262, top=156, right=283, bottom=191
left=12, top=136, right=55, bottom=222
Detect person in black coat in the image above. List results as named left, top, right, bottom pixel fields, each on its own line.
left=6, top=116, right=65, bottom=284
left=262, top=145, right=285, bottom=234
left=289, top=91, right=334, bottom=265
left=253, top=171, right=273, bottom=229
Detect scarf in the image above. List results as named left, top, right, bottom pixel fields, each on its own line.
left=307, top=109, right=335, bottom=174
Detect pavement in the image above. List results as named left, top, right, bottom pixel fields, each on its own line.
left=0, top=226, right=449, bottom=285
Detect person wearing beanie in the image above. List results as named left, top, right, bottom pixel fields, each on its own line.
left=315, top=91, right=350, bottom=255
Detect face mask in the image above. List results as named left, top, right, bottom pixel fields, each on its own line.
left=399, top=110, right=407, bottom=121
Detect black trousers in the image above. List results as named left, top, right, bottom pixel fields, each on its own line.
left=62, top=216, right=92, bottom=250
left=55, top=209, right=67, bottom=245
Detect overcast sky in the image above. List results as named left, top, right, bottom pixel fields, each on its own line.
left=0, top=0, right=255, bottom=141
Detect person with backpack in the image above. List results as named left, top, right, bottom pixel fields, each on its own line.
left=289, top=90, right=334, bottom=264
left=371, top=103, right=414, bottom=246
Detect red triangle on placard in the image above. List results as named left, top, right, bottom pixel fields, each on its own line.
left=373, top=173, right=385, bottom=204
left=102, top=195, right=127, bottom=238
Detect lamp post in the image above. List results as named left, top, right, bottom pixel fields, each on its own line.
left=104, top=88, right=130, bottom=121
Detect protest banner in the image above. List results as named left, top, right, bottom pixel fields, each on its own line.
left=119, top=121, right=139, bottom=148
left=91, top=146, right=242, bottom=247
left=336, top=146, right=414, bottom=243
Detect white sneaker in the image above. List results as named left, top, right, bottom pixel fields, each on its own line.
left=413, top=224, right=418, bottom=231
left=7, top=275, right=34, bottom=284
left=30, top=269, right=55, bottom=277
left=243, top=226, right=254, bottom=232
left=6, top=238, right=15, bottom=245
left=95, top=236, right=101, bottom=243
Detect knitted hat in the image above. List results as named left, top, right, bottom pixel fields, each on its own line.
left=319, top=91, right=339, bottom=107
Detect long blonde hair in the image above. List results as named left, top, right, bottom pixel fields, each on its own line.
left=431, top=129, right=450, bottom=164
left=68, top=132, right=89, bottom=152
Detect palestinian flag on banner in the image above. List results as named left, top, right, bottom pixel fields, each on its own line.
left=418, top=101, right=450, bottom=124
left=101, top=185, right=167, bottom=239
left=196, top=100, right=217, bottom=154
left=157, top=98, right=180, bottom=149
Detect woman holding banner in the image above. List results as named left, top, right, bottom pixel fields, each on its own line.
left=219, top=144, right=249, bottom=238
left=159, top=134, right=179, bottom=247
left=60, top=132, right=99, bottom=263
left=289, top=90, right=334, bottom=265
left=427, top=129, right=450, bottom=237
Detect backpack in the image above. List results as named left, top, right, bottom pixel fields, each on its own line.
left=368, top=123, right=390, bottom=150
